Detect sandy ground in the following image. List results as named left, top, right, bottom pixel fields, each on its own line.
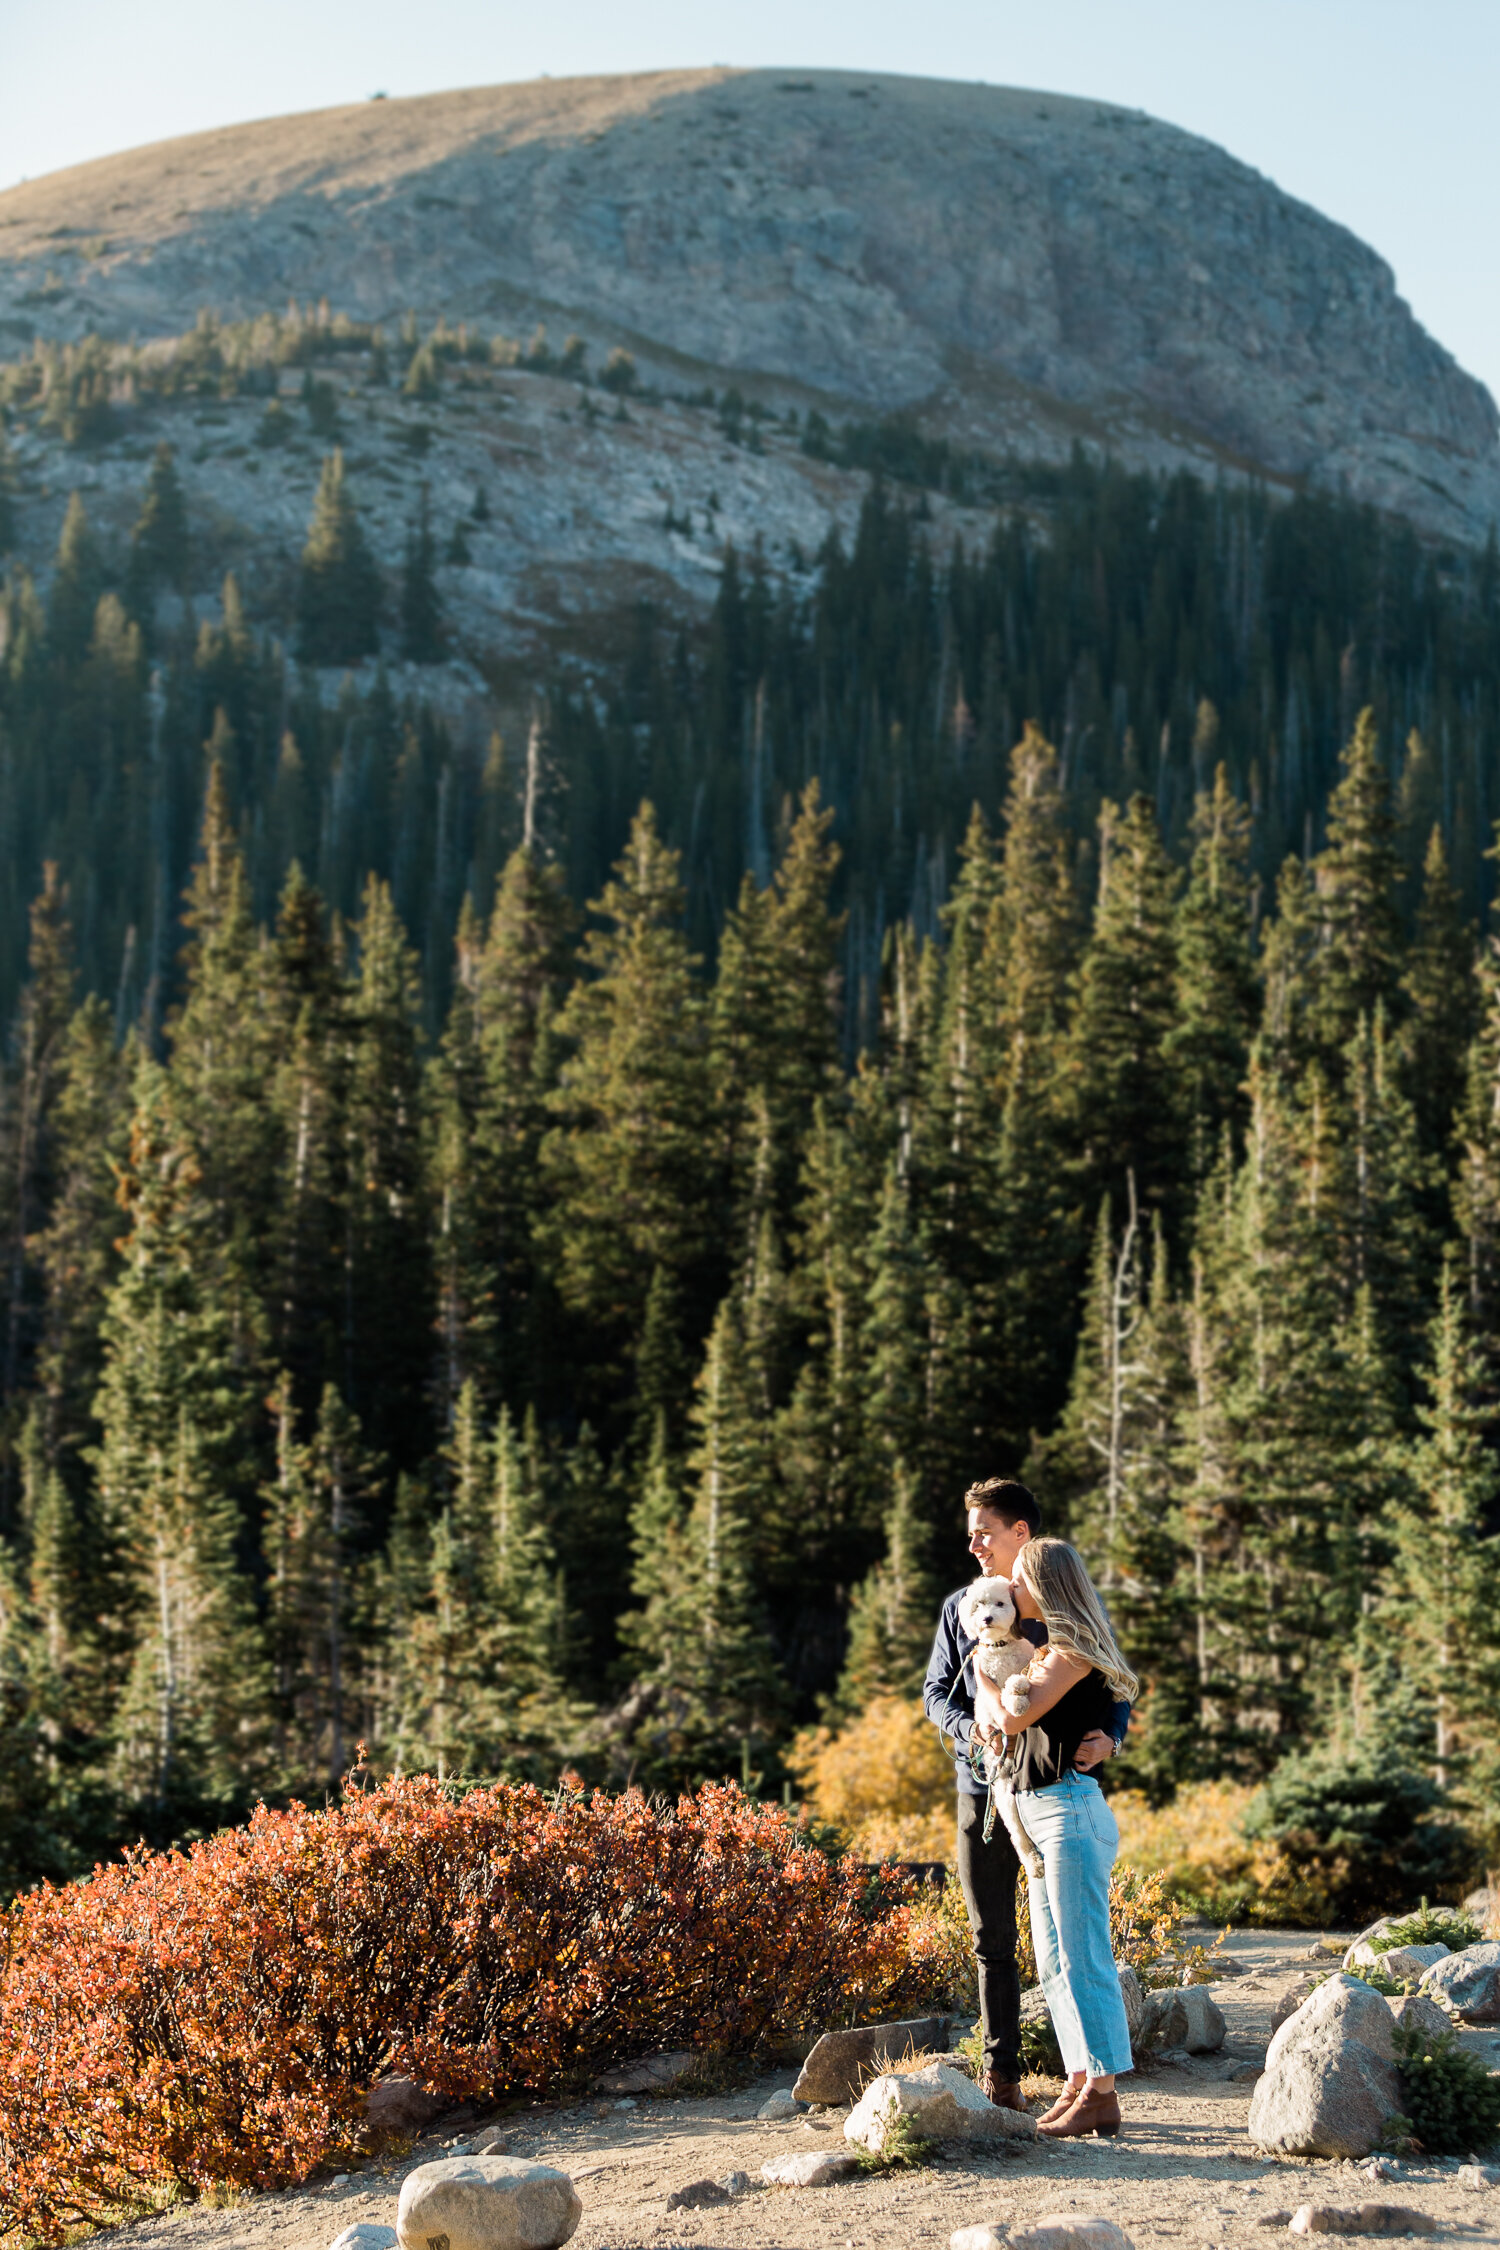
left=114, top=1932, right=1500, bottom=2250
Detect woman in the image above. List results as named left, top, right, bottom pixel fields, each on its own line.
left=974, top=1537, right=1139, bottom=2140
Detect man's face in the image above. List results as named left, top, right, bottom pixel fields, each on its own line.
left=967, top=1506, right=1030, bottom=1579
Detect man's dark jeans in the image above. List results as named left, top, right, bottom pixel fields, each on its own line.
left=955, top=1790, right=1021, bottom=2082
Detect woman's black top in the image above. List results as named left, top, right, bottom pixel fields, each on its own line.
left=1002, top=1661, right=1117, bottom=1792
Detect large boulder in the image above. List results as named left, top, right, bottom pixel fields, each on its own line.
left=844, top=2061, right=1037, bottom=2150
left=792, top=2014, right=951, bottom=2105
left=396, top=2158, right=582, bottom=2250
left=1420, top=1941, right=1500, bottom=2021
left=1248, top=1975, right=1400, bottom=2159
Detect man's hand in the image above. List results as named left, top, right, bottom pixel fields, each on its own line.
left=1074, top=1730, right=1116, bottom=1771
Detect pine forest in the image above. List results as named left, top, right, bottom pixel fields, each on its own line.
left=2, top=360, right=1500, bottom=1893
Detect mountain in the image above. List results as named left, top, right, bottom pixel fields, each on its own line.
left=2, top=66, right=1497, bottom=553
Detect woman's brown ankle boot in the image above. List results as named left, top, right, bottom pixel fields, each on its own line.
left=1037, top=2082, right=1085, bottom=2125
left=1037, top=2084, right=1121, bottom=2138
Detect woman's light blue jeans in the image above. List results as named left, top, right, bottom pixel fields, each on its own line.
left=1017, top=1774, right=1133, bottom=2079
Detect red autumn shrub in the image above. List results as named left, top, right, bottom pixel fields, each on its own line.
left=0, top=1777, right=941, bottom=2240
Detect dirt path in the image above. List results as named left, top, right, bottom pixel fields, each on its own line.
left=114, top=1933, right=1500, bottom=2250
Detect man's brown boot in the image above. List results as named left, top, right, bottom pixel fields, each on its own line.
left=1036, top=2084, right=1121, bottom=2138
left=976, top=2068, right=1027, bottom=2112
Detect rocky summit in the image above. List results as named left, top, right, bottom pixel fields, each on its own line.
left=2, top=66, right=1496, bottom=549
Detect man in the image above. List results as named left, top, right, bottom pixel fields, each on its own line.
left=922, top=1476, right=1129, bottom=2111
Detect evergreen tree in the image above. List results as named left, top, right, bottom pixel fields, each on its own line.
left=988, top=722, right=1081, bottom=1080
left=827, top=1469, right=937, bottom=1720
left=91, top=1065, right=266, bottom=1830
left=47, top=493, right=106, bottom=663
left=1390, top=1256, right=1500, bottom=1790
left=1060, top=794, right=1183, bottom=1218
left=342, top=876, right=431, bottom=1463
left=1168, top=765, right=1257, bottom=1168
left=1308, top=707, right=1403, bottom=1056
left=399, top=486, right=444, bottom=664
left=616, top=1298, right=783, bottom=1785
left=1398, top=825, right=1476, bottom=1162
left=540, top=806, right=713, bottom=1370
left=295, top=451, right=382, bottom=665
left=3, top=865, right=76, bottom=1408
left=125, top=442, right=191, bottom=617
left=0, top=424, right=16, bottom=554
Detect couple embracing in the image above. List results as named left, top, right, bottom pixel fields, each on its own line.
left=923, top=1478, right=1139, bottom=2141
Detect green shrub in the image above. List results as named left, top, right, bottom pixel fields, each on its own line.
left=1392, top=2019, right=1500, bottom=2155
left=1242, top=1751, right=1470, bottom=1924
left=853, top=2110, right=933, bottom=2173
left=1372, top=1906, right=1481, bottom=1954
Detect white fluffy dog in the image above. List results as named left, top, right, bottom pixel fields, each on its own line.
left=956, top=1574, right=1044, bottom=1878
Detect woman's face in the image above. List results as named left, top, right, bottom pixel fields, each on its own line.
left=1009, top=1564, right=1043, bottom=1621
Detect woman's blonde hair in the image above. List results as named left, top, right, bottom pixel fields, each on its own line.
left=1015, top=1538, right=1139, bottom=1703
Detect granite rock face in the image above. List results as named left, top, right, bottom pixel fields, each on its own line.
left=1, top=68, right=1495, bottom=544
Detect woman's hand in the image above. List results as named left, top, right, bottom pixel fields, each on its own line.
left=998, top=1646, right=1087, bottom=1734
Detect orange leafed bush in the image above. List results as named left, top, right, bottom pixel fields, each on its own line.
left=0, top=1776, right=942, bottom=2240
left=786, top=1694, right=957, bottom=1864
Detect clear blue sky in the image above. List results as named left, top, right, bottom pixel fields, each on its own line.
left=6, top=0, right=1498, bottom=405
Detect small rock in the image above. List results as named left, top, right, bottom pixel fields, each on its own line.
left=717, top=2171, right=750, bottom=2196
left=951, top=2229, right=1007, bottom=2250
left=1368, top=1944, right=1448, bottom=1986
left=612, top=2098, right=637, bottom=2111
left=759, top=2149, right=859, bottom=2187
left=1009, top=2219, right=1134, bottom=2250
left=595, top=2049, right=697, bottom=2095
left=1458, top=2163, right=1500, bottom=2191
left=1384, top=1995, right=1451, bottom=2043
left=469, top=2127, right=509, bottom=2156
left=395, top=2156, right=582, bottom=2250
left=331, top=2174, right=353, bottom=2187
left=1137, top=1986, right=1226, bottom=2055
left=1420, top=1940, right=1500, bottom=2022
left=665, top=2179, right=730, bottom=2212
left=845, top=2061, right=1037, bottom=2151
left=1288, top=2205, right=1436, bottom=2236
left=1360, top=2160, right=1401, bottom=2182
left=792, top=2014, right=953, bottom=2105
left=364, top=2074, right=445, bottom=2142
left=757, top=2087, right=802, bottom=2120
left=1229, top=2064, right=1264, bottom=2083
left=331, top=2228, right=398, bottom=2250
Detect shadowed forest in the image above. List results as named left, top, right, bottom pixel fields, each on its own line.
left=1, top=417, right=1499, bottom=1893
